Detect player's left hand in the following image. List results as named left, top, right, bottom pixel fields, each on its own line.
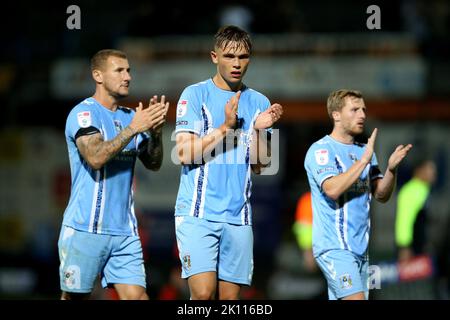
left=254, top=103, right=283, bottom=130
left=148, top=95, right=169, bottom=134
left=388, top=143, right=412, bottom=172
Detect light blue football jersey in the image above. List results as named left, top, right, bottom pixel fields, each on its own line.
left=63, top=97, right=148, bottom=236
left=174, top=79, right=271, bottom=225
left=304, top=135, right=384, bottom=257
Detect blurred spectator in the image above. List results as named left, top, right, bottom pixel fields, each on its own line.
left=395, top=158, right=437, bottom=262
left=291, top=190, right=328, bottom=300
left=292, top=191, right=317, bottom=272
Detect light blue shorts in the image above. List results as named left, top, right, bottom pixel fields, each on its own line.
left=315, top=249, right=369, bottom=300
left=58, top=225, right=146, bottom=293
left=175, top=215, right=253, bottom=286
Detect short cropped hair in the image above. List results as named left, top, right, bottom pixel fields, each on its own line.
left=412, top=157, right=434, bottom=172
left=327, top=89, right=363, bottom=119
left=213, top=25, right=252, bottom=54
left=90, top=49, right=127, bottom=71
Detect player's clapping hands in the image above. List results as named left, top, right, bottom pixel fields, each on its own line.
left=224, top=91, right=241, bottom=129
left=361, top=128, right=378, bottom=164
left=387, top=143, right=412, bottom=172
left=254, top=103, right=283, bottom=130
left=131, top=95, right=169, bottom=133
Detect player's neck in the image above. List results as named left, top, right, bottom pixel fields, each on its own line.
left=92, top=90, right=119, bottom=112
left=330, top=128, right=354, bottom=144
left=212, top=74, right=243, bottom=92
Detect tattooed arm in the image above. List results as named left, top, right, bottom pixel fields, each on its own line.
left=76, top=126, right=137, bottom=170
left=138, top=95, right=169, bottom=171
left=138, top=131, right=163, bottom=171
left=76, top=96, right=169, bottom=171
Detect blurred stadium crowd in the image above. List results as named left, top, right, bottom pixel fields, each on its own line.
left=0, top=0, right=449, bottom=299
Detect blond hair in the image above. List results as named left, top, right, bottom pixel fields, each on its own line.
left=327, top=89, right=363, bottom=119
left=90, top=49, right=127, bottom=71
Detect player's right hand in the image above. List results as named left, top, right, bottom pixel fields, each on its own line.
left=223, top=91, right=241, bottom=130
left=361, top=128, right=377, bottom=164
left=148, top=95, right=169, bottom=134
left=130, top=96, right=168, bottom=133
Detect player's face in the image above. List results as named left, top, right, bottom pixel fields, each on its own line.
left=211, top=41, right=250, bottom=89
left=339, top=97, right=366, bottom=136
left=101, top=57, right=131, bottom=99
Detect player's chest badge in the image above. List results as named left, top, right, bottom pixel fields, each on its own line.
left=114, top=120, right=123, bottom=133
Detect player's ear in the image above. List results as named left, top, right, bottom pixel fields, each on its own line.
left=92, top=69, right=103, bottom=84
left=210, top=50, right=218, bottom=64
left=332, top=111, right=340, bottom=122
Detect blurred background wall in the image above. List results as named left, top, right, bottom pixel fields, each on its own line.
left=0, top=0, right=449, bottom=299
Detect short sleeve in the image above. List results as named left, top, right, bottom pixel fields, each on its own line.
left=66, top=104, right=102, bottom=140
left=136, top=131, right=150, bottom=153
left=370, top=153, right=384, bottom=180
left=175, top=86, right=202, bottom=136
left=304, top=144, right=339, bottom=190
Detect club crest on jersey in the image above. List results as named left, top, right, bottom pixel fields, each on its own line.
left=349, top=153, right=358, bottom=162
left=77, top=111, right=91, bottom=128
left=340, top=274, right=353, bottom=289
left=315, top=149, right=329, bottom=165
left=177, top=100, right=188, bottom=118
left=114, top=120, right=123, bottom=133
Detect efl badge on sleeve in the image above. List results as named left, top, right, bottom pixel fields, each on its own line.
left=177, top=100, right=188, bottom=118
left=77, top=111, right=92, bottom=128
left=315, top=149, right=329, bottom=165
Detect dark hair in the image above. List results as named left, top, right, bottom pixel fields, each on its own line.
left=91, top=49, right=127, bottom=71
left=213, top=25, right=252, bottom=54
left=412, top=157, right=434, bottom=171
left=327, top=89, right=363, bottom=119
